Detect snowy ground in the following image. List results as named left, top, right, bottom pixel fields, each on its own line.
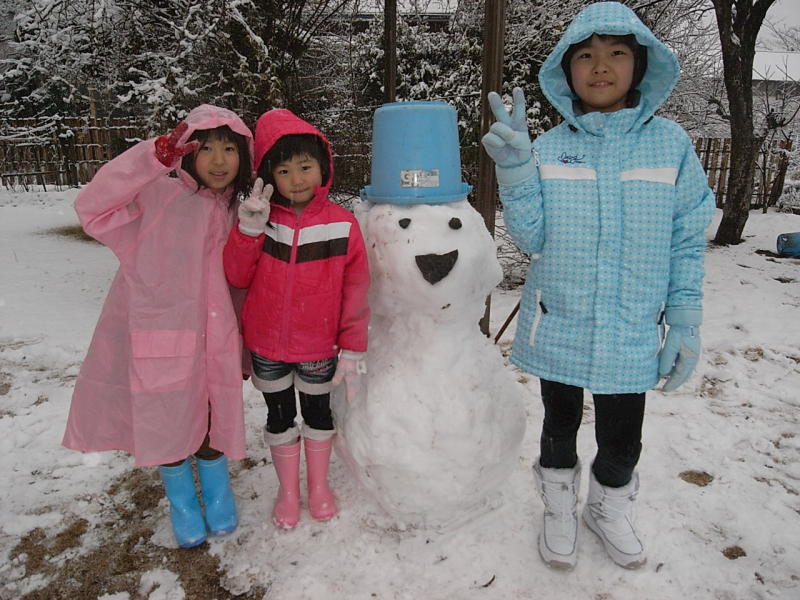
left=1, top=187, right=799, bottom=600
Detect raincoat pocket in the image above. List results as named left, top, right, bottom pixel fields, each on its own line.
left=130, top=329, right=198, bottom=393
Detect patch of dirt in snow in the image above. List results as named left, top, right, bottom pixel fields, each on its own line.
left=679, top=470, right=714, bottom=487
left=0, top=371, right=11, bottom=396
left=5, top=468, right=268, bottom=600
left=43, top=224, right=98, bottom=244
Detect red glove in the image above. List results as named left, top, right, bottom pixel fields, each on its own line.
left=154, top=122, right=199, bottom=167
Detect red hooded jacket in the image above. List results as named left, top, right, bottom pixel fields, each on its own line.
left=223, top=109, right=370, bottom=362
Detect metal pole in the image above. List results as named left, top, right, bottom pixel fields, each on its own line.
left=384, top=0, right=397, bottom=103
left=477, top=0, right=506, bottom=336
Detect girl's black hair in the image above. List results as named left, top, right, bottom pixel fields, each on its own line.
left=560, top=33, right=648, bottom=102
left=181, top=125, right=252, bottom=207
left=257, top=134, right=330, bottom=200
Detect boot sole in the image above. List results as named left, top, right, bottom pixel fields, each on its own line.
left=208, top=522, right=238, bottom=536
left=583, top=512, right=646, bottom=569
left=541, top=556, right=576, bottom=571
left=178, top=535, right=207, bottom=549
left=310, top=511, right=337, bottom=521
left=309, top=498, right=337, bottom=521
left=273, top=520, right=298, bottom=529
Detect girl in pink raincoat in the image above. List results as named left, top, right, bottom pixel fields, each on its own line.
left=62, top=104, right=263, bottom=548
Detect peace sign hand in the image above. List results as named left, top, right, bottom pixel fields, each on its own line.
left=481, top=87, right=533, bottom=169
left=154, top=122, right=200, bottom=167
left=237, top=178, right=273, bottom=236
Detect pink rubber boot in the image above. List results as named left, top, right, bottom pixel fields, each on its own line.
left=269, top=440, right=301, bottom=529
left=304, top=437, right=337, bottom=521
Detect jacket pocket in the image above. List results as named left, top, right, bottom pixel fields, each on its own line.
left=528, top=289, right=546, bottom=347
left=130, top=329, right=198, bottom=393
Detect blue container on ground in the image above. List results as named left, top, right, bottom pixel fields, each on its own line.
left=361, top=101, right=471, bottom=204
left=777, top=232, right=800, bottom=257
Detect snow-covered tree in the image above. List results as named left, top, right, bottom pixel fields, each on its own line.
left=0, top=0, right=118, bottom=118
left=106, top=0, right=287, bottom=128
left=0, top=0, right=351, bottom=130
left=644, top=0, right=729, bottom=136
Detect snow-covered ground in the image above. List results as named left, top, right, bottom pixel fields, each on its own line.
left=1, top=187, right=799, bottom=600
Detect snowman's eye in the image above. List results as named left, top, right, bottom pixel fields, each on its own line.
left=399, top=218, right=411, bottom=229
left=449, top=218, right=462, bottom=230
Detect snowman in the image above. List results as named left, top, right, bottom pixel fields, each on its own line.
left=333, top=101, right=526, bottom=529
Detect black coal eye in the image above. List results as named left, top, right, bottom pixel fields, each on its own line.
left=449, top=218, right=462, bottom=230
left=399, top=218, right=411, bottom=229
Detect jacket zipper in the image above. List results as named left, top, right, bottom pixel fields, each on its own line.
left=279, top=212, right=302, bottom=359
left=655, top=302, right=666, bottom=356
left=529, top=289, right=545, bottom=346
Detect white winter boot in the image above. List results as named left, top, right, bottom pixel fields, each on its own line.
left=582, top=470, right=646, bottom=569
left=533, top=460, right=580, bottom=570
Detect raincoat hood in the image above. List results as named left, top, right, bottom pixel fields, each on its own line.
left=253, top=108, right=334, bottom=196
left=538, top=1, right=680, bottom=132
left=176, top=104, right=255, bottom=189
left=179, top=104, right=255, bottom=157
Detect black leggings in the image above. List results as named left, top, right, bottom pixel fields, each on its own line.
left=263, top=385, right=334, bottom=434
left=161, top=414, right=222, bottom=467
left=539, top=379, right=645, bottom=488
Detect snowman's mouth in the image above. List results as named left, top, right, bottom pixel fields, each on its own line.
left=415, top=250, right=458, bottom=285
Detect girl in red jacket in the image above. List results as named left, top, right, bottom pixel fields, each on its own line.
left=224, top=109, right=370, bottom=528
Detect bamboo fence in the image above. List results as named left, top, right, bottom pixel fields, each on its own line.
left=0, top=118, right=794, bottom=208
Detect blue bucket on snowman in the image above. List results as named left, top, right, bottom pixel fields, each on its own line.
left=777, top=232, right=800, bottom=258
left=361, top=101, right=472, bottom=204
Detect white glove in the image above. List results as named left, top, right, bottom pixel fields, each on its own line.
left=238, top=178, right=272, bottom=236
left=481, top=87, right=533, bottom=169
left=332, top=350, right=367, bottom=403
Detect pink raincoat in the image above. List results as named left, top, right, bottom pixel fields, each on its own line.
left=62, top=105, right=254, bottom=466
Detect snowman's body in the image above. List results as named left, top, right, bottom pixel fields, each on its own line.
left=334, top=199, right=526, bottom=528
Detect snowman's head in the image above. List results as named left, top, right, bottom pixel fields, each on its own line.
left=356, top=199, right=503, bottom=320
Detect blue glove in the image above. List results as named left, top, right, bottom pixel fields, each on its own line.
left=481, top=87, right=533, bottom=169
left=658, top=308, right=702, bottom=392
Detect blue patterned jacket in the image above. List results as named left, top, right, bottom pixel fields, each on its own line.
left=499, top=2, right=715, bottom=394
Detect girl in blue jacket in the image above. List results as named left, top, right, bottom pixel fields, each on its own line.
left=482, top=2, right=715, bottom=570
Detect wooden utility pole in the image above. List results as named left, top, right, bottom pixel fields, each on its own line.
left=384, top=0, right=397, bottom=103
left=477, top=0, right=506, bottom=336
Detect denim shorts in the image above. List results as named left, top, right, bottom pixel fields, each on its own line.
left=250, top=352, right=336, bottom=394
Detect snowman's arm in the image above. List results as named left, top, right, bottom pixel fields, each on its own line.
left=498, top=171, right=545, bottom=255
left=223, top=225, right=263, bottom=289
left=336, top=218, right=370, bottom=353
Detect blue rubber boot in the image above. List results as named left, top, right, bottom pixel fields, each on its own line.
left=196, top=455, right=238, bottom=536
left=158, top=461, right=207, bottom=548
